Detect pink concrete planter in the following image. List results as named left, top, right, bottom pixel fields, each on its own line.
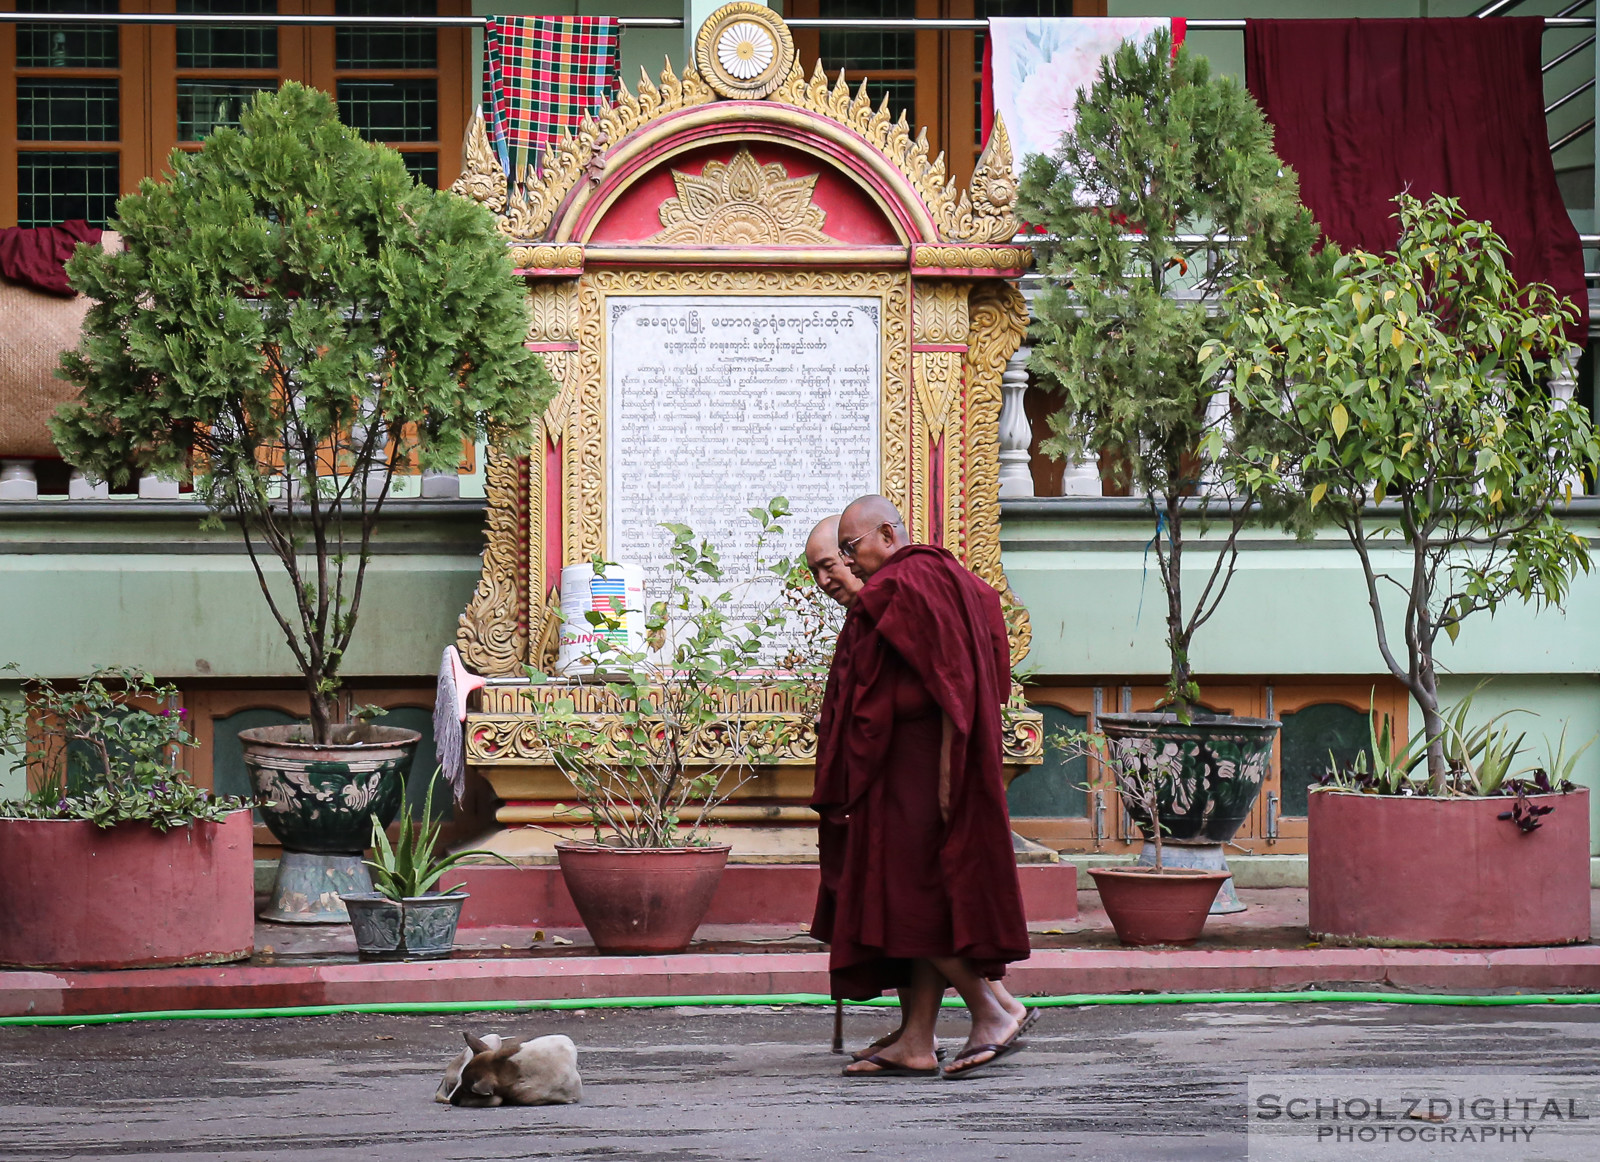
left=1308, top=788, right=1591, bottom=948
left=0, top=809, right=255, bottom=969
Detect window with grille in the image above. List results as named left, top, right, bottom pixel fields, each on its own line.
left=9, top=0, right=123, bottom=227
left=334, top=0, right=442, bottom=189
left=1, top=0, right=472, bottom=227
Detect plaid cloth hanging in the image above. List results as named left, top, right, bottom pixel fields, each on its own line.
left=484, top=15, right=621, bottom=181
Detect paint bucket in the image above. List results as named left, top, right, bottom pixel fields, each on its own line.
left=556, top=562, right=647, bottom=676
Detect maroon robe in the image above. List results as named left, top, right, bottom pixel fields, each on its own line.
left=809, top=544, right=1029, bottom=1000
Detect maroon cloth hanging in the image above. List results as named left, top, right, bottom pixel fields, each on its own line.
left=0, top=220, right=102, bottom=296
left=1246, top=18, right=1587, bottom=344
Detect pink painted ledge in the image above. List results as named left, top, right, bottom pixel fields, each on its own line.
left=6, top=945, right=1600, bottom=1019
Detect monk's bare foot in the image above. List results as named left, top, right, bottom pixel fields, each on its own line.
left=943, top=1012, right=1021, bottom=1077
left=849, top=1026, right=908, bottom=1061
left=842, top=1038, right=939, bottom=1075
left=990, top=986, right=1028, bottom=1025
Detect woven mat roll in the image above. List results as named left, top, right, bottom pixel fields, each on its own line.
left=0, top=232, right=117, bottom=459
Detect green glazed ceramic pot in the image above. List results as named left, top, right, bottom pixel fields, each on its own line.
left=1096, top=713, right=1279, bottom=844
left=340, top=892, right=467, bottom=961
left=240, top=723, right=420, bottom=854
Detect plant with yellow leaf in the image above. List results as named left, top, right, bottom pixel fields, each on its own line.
left=1217, top=192, right=1599, bottom=791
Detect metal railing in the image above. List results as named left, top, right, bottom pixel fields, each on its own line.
left=0, top=12, right=1593, bottom=30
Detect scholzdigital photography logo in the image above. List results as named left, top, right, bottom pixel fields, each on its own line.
left=1247, top=1074, right=1600, bottom=1159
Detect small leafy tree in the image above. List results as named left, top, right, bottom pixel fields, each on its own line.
left=526, top=499, right=802, bottom=848
left=1220, top=193, right=1600, bottom=791
left=52, top=83, right=553, bottom=742
left=1018, top=31, right=1330, bottom=719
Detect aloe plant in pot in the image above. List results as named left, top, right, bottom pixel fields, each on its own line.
left=1017, top=32, right=1327, bottom=889
left=1221, top=193, right=1600, bottom=946
left=342, top=777, right=516, bottom=961
left=50, top=84, right=553, bottom=920
left=523, top=499, right=802, bottom=954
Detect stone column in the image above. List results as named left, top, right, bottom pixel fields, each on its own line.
left=997, top=346, right=1033, bottom=498
left=137, top=472, right=179, bottom=499
left=0, top=460, right=38, bottom=500
left=68, top=469, right=108, bottom=500
left=420, top=468, right=460, bottom=499
left=1201, top=376, right=1233, bottom=496
left=1550, top=350, right=1586, bottom=495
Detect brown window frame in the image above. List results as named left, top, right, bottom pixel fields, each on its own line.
left=0, top=0, right=472, bottom=227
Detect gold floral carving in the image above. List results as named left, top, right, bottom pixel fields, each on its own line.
left=694, top=2, right=795, bottom=102
left=912, top=245, right=1034, bottom=272
left=450, top=114, right=507, bottom=217
left=526, top=280, right=581, bottom=445
left=649, top=148, right=831, bottom=246
left=944, top=118, right=1020, bottom=244
left=456, top=445, right=527, bottom=675
left=449, top=46, right=1019, bottom=249
left=467, top=713, right=818, bottom=767
left=510, top=243, right=584, bottom=270
left=467, top=680, right=1042, bottom=765
left=574, top=269, right=913, bottom=562
left=964, top=281, right=1033, bottom=663
left=912, top=281, right=968, bottom=440
left=478, top=683, right=817, bottom=715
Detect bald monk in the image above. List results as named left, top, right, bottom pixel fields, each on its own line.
left=806, top=513, right=1032, bottom=1066
left=815, top=496, right=1031, bottom=1079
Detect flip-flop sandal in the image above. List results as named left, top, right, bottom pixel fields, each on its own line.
left=843, top=1053, right=940, bottom=1078
left=851, top=1035, right=948, bottom=1063
left=942, top=1031, right=1027, bottom=1080
left=1018, top=1007, right=1041, bottom=1036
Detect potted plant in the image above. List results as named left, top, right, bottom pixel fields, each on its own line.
left=0, top=665, right=255, bottom=968
left=1222, top=193, right=1599, bottom=946
left=49, top=83, right=553, bottom=920
left=1017, top=32, right=1325, bottom=869
left=1069, top=727, right=1232, bottom=945
left=341, top=776, right=515, bottom=960
left=525, top=499, right=800, bottom=954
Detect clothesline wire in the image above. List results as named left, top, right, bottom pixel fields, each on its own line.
left=0, top=14, right=1592, bottom=31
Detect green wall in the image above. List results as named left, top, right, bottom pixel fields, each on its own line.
left=1002, top=498, right=1600, bottom=848
left=0, top=503, right=484, bottom=682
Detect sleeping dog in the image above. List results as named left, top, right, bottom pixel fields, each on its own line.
left=435, top=1032, right=582, bottom=1106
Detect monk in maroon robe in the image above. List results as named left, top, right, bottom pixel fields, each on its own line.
left=813, top=496, right=1031, bottom=1079
left=807, top=512, right=1032, bottom=1066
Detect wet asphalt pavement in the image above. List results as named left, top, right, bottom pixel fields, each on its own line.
left=3, top=1002, right=1600, bottom=1161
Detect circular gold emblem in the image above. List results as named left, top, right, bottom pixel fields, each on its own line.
left=695, top=3, right=794, bottom=101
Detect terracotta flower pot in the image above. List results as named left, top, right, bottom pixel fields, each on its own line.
left=1308, top=788, right=1590, bottom=947
left=1087, top=865, right=1231, bottom=946
left=555, top=843, right=731, bottom=954
left=239, top=723, right=419, bottom=854
left=0, top=809, right=255, bottom=969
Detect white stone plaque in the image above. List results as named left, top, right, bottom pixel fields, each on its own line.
left=605, top=295, right=881, bottom=650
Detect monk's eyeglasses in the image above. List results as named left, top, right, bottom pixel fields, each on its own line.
left=839, top=522, right=892, bottom=559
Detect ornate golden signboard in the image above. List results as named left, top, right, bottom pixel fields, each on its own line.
left=446, top=5, right=1042, bottom=848
left=452, top=3, right=1032, bottom=677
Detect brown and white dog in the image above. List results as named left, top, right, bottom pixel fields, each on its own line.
left=434, top=1032, right=583, bottom=1107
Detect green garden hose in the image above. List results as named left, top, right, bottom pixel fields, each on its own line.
left=4, top=990, right=1599, bottom=1028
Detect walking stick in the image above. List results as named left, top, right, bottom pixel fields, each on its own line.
left=832, top=1000, right=844, bottom=1054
